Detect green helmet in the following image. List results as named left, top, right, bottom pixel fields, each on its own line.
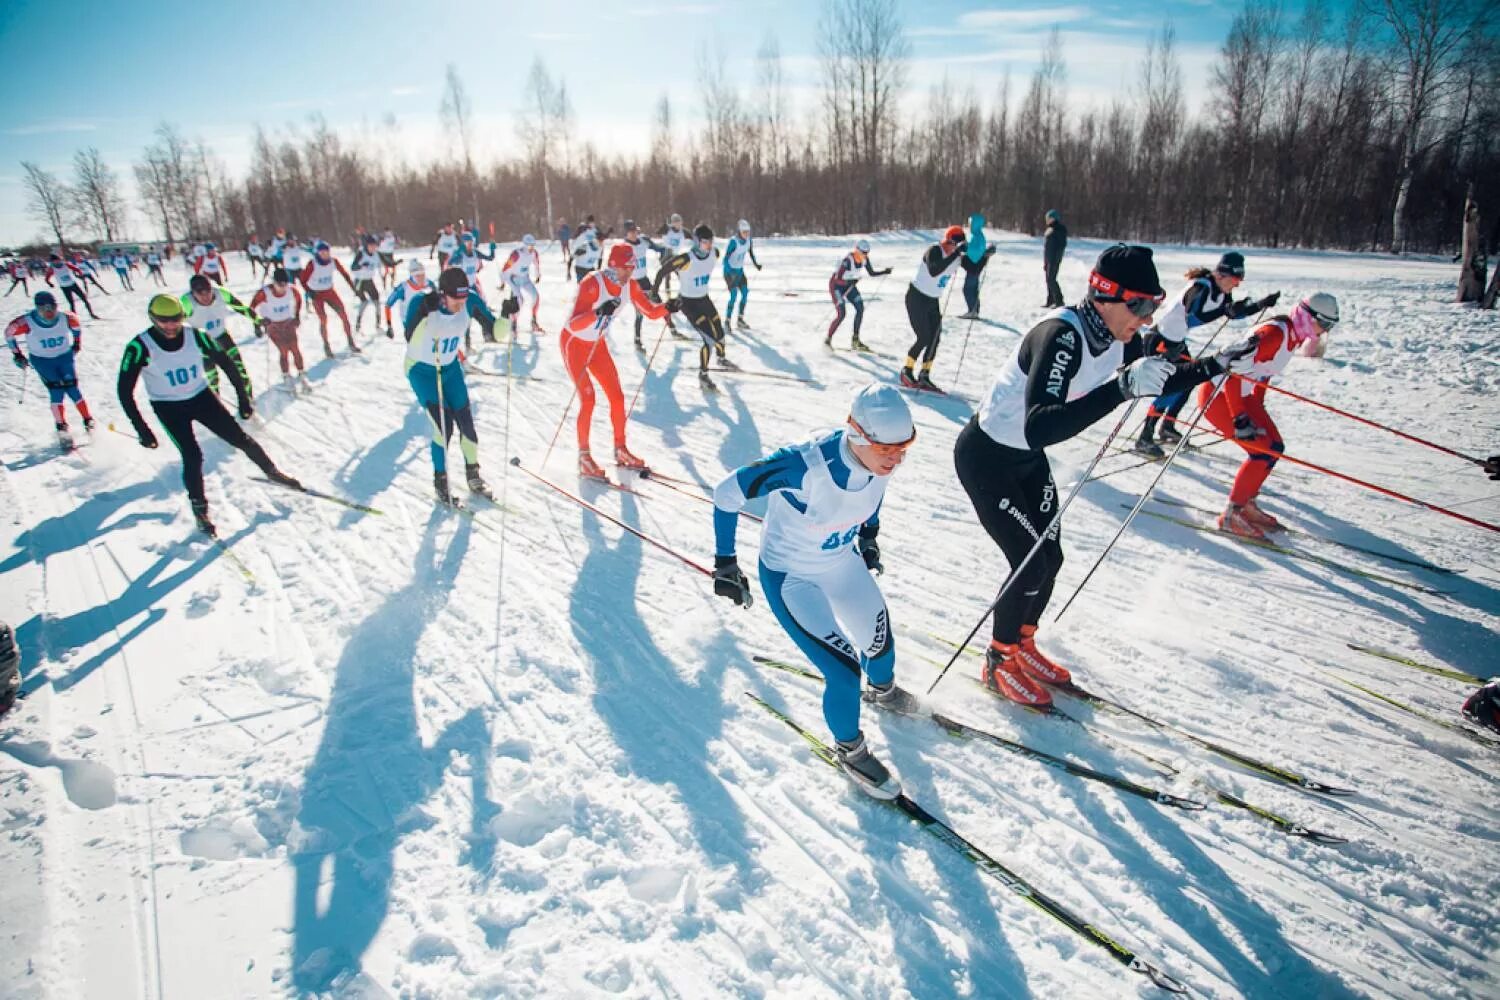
left=148, top=293, right=185, bottom=319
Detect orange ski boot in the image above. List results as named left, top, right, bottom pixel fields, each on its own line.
left=1017, top=624, right=1072, bottom=686
left=982, top=642, right=1053, bottom=708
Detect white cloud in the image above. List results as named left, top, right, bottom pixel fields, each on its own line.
left=958, top=6, right=1091, bottom=30
left=6, top=119, right=99, bottom=137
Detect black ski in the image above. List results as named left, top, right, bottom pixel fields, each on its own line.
left=746, top=692, right=1189, bottom=994
left=253, top=476, right=385, bottom=515
left=752, top=654, right=1204, bottom=810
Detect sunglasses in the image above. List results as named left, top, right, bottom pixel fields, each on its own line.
left=155, top=315, right=184, bottom=325
left=1088, top=272, right=1164, bottom=317
left=850, top=418, right=916, bottom=457
left=1309, top=311, right=1338, bottom=332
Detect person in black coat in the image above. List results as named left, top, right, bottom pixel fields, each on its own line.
left=1042, top=209, right=1067, bottom=307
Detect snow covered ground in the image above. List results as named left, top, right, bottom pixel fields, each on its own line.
left=1, top=231, right=1496, bottom=999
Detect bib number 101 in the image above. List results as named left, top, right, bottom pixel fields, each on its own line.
left=165, top=364, right=199, bottom=387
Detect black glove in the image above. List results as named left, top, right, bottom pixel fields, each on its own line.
left=72, top=340, right=81, bottom=354
left=754, top=263, right=762, bottom=272
left=11, top=352, right=26, bottom=370
left=665, top=297, right=684, bottom=313
left=1233, top=414, right=1260, bottom=440
left=713, top=555, right=753, bottom=608
left=1485, top=455, right=1500, bottom=481
left=137, top=426, right=158, bottom=449
left=254, top=320, right=266, bottom=338
left=595, top=298, right=619, bottom=318
left=953, top=240, right=967, bottom=255
left=1257, top=291, right=1281, bottom=311
left=1213, top=334, right=1259, bottom=373
left=857, top=527, right=883, bottom=575
left=238, top=398, right=254, bottom=420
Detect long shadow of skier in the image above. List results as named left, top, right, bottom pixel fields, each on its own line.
left=290, top=513, right=496, bottom=992
left=567, top=493, right=757, bottom=881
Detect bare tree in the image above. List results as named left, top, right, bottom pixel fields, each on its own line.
left=71, top=147, right=126, bottom=242
left=134, top=151, right=176, bottom=245
left=1137, top=24, right=1185, bottom=240
left=1458, top=183, right=1485, bottom=300
left=1365, top=0, right=1492, bottom=251
left=1210, top=4, right=1282, bottom=241
left=21, top=161, right=71, bottom=249
left=439, top=63, right=479, bottom=225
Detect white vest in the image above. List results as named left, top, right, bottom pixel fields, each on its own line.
left=22, top=312, right=73, bottom=359
left=760, top=433, right=888, bottom=575
left=726, top=236, right=753, bottom=269
left=304, top=257, right=338, bottom=290
left=405, top=301, right=471, bottom=366
left=627, top=240, right=652, bottom=280
left=978, top=308, right=1124, bottom=451
left=185, top=294, right=232, bottom=337
left=663, top=227, right=689, bottom=252
left=50, top=261, right=76, bottom=287
left=435, top=232, right=459, bottom=254
left=909, top=244, right=959, bottom=298
left=255, top=286, right=298, bottom=323
left=1152, top=277, right=1218, bottom=346
left=140, top=331, right=208, bottom=402
left=1215, top=318, right=1296, bottom=399
left=379, top=235, right=397, bottom=253
left=677, top=251, right=716, bottom=299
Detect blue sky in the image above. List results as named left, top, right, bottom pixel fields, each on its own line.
left=0, top=0, right=1257, bottom=246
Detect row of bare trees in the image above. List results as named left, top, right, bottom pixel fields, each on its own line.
left=15, top=0, right=1497, bottom=258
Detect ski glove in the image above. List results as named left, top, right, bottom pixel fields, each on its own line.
left=238, top=399, right=254, bottom=420
left=754, top=263, right=762, bottom=271
left=595, top=298, right=619, bottom=318
left=1484, top=455, right=1499, bottom=481
left=857, top=527, right=883, bottom=575
left=1257, top=291, right=1281, bottom=311
left=665, top=298, right=684, bottom=313
left=11, top=352, right=26, bottom=369
left=72, top=340, right=81, bottom=354
left=1213, top=334, right=1260, bottom=373
left=713, top=556, right=754, bottom=608
left=1116, top=357, right=1173, bottom=398
left=137, top=426, right=158, bottom=449
left=1233, top=414, right=1261, bottom=440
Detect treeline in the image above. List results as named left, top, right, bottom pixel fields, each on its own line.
left=17, top=0, right=1498, bottom=257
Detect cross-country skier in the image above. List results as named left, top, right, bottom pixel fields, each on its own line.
left=7, top=291, right=94, bottom=448
left=901, top=225, right=966, bottom=392
left=45, top=253, right=99, bottom=319
left=74, top=254, right=110, bottom=296
left=712, top=383, right=922, bottom=798
left=281, top=237, right=307, bottom=278
left=619, top=220, right=665, bottom=349
left=111, top=250, right=135, bottom=291
left=658, top=213, right=690, bottom=297
left=956, top=244, right=1257, bottom=705
left=431, top=223, right=459, bottom=269
left=117, top=294, right=302, bottom=536
left=384, top=259, right=432, bottom=339
left=570, top=225, right=601, bottom=283
left=195, top=242, right=229, bottom=285
left=247, top=234, right=266, bottom=279
left=378, top=228, right=399, bottom=289
left=1197, top=292, right=1339, bottom=539
left=0, top=620, right=18, bottom=718
left=180, top=274, right=257, bottom=400
left=350, top=235, right=384, bottom=332
left=555, top=217, right=572, bottom=267
left=299, top=240, right=359, bottom=357
left=1134, top=251, right=1280, bottom=457
left=145, top=246, right=167, bottom=286
left=654, top=223, right=738, bottom=390
left=956, top=213, right=996, bottom=320
left=4, top=259, right=28, bottom=297
left=826, top=238, right=892, bottom=351
left=250, top=268, right=308, bottom=387
left=722, top=219, right=761, bottom=330
left=403, top=267, right=498, bottom=504
left=499, top=235, right=544, bottom=338
left=562, top=242, right=680, bottom=479
left=448, top=232, right=495, bottom=305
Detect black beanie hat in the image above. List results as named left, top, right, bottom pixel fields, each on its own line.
left=1215, top=251, right=1246, bottom=277
left=1088, top=243, right=1164, bottom=299
left=438, top=266, right=470, bottom=296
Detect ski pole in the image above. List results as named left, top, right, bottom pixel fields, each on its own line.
left=509, top=457, right=714, bottom=577
left=17, top=367, right=27, bottom=406
left=539, top=333, right=607, bottom=469
left=950, top=268, right=992, bottom=388
left=1252, top=378, right=1487, bottom=467
left=625, top=316, right=671, bottom=420
left=925, top=399, right=1141, bottom=696
left=1054, top=376, right=1235, bottom=623
left=1195, top=422, right=1500, bottom=534
left=1126, top=311, right=1244, bottom=443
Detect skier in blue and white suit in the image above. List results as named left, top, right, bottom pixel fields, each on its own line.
left=711, top=383, right=920, bottom=799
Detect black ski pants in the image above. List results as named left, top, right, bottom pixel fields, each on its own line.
left=680, top=296, right=726, bottom=371
left=1044, top=261, right=1064, bottom=307
left=60, top=284, right=96, bottom=317
left=904, top=286, right=942, bottom=367
left=953, top=417, right=1064, bottom=645
left=152, top=390, right=277, bottom=508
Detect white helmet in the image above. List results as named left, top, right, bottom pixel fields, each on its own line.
left=669, top=212, right=683, bottom=226
left=737, top=219, right=750, bottom=234
left=522, top=234, right=535, bottom=247
left=855, top=239, right=871, bottom=255
left=409, top=259, right=426, bottom=275
left=848, top=383, right=914, bottom=447
left=1302, top=291, right=1339, bottom=328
